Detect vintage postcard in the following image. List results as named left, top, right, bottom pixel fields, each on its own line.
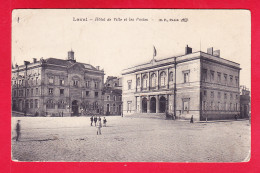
left=11, top=9, right=251, bottom=162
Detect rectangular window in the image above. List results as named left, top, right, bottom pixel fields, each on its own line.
left=210, top=91, right=214, bottom=98
left=203, top=101, right=206, bottom=110
left=128, top=80, right=132, bottom=90
left=183, top=71, right=190, bottom=83
left=210, top=101, right=213, bottom=110
left=14, top=90, right=17, bottom=97
left=73, top=80, right=78, bottom=86
left=31, top=89, right=33, bottom=96
left=204, top=90, right=207, bottom=97
left=36, top=77, right=38, bottom=85
left=230, top=75, right=233, bottom=85
left=182, top=98, right=190, bottom=112
left=119, top=96, right=122, bottom=101
left=127, top=101, right=132, bottom=112
left=217, top=72, right=221, bottom=83
left=95, top=92, right=98, bottom=97
left=27, top=89, right=29, bottom=96
left=114, top=96, right=116, bottom=101
left=86, top=91, right=89, bottom=96
left=49, top=76, right=54, bottom=84
left=230, top=93, right=233, bottom=100
left=49, top=88, right=53, bottom=95
left=86, top=81, right=90, bottom=88
left=218, top=92, right=221, bottom=99
left=210, top=71, right=214, bottom=82
left=235, top=77, right=238, bottom=86
left=60, top=79, right=64, bottom=86
left=30, top=99, right=33, bottom=109
left=107, top=95, right=110, bottom=100
left=95, top=82, right=99, bottom=89
left=218, top=102, right=220, bottom=110
left=35, top=99, right=38, bottom=108
left=224, top=93, right=227, bottom=99
left=224, top=74, right=227, bottom=85
left=60, top=89, right=64, bottom=95
left=36, top=88, right=39, bottom=95
left=202, top=69, right=207, bottom=82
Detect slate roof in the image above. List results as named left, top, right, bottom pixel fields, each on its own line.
left=45, top=58, right=98, bottom=70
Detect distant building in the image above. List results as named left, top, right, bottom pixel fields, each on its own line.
left=11, top=50, right=104, bottom=116
left=122, top=45, right=241, bottom=121
left=102, top=76, right=122, bottom=115
left=240, top=85, right=251, bottom=118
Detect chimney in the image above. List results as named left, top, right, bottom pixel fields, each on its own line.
left=24, top=61, right=30, bottom=66
left=33, top=58, right=37, bottom=63
left=96, top=66, right=100, bottom=70
left=68, top=50, right=74, bottom=60
left=185, top=45, right=192, bottom=55
left=213, top=50, right=220, bottom=57
left=207, top=47, right=213, bottom=55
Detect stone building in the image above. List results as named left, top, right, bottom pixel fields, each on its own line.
left=11, top=50, right=104, bottom=116
left=122, top=45, right=240, bottom=121
left=240, top=85, right=251, bottom=118
left=102, top=76, right=122, bottom=115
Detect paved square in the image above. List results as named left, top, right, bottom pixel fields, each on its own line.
left=11, top=116, right=250, bottom=162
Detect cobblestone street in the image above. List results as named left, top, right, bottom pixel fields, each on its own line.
left=11, top=116, right=251, bottom=162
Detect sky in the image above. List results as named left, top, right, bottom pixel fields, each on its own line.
left=12, top=9, right=251, bottom=89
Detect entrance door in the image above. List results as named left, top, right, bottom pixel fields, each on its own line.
left=72, top=100, right=79, bottom=116
left=142, top=98, right=147, bottom=113
left=150, top=97, right=156, bottom=113
left=159, top=96, right=166, bottom=113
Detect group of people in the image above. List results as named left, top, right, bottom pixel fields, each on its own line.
left=90, top=116, right=107, bottom=135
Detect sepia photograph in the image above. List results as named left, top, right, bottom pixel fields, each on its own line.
left=11, top=9, right=251, bottom=162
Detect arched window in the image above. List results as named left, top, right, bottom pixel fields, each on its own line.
left=143, top=75, right=148, bottom=88
left=169, top=72, right=174, bottom=82
left=151, top=73, right=157, bottom=88
left=58, top=100, right=65, bottom=109
left=46, top=99, right=54, bottom=109
left=160, top=71, right=166, bottom=86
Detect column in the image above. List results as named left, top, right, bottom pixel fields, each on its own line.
left=148, top=72, right=150, bottom=90
left=136, top=74, right=138, bottom=92
left=147, top=96, right=150, bottom=113
left=140, top=96, right=142, bottom=113
left=167, top=68, right=170, bottom=89
left=167, top=94, right=169, bottom=112
left=156, top=95, right=160, bottom=113
left=157, top=70, right=160, bottom=90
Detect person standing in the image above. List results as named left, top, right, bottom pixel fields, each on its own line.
left=90, top=116, right=94, bottom=126
left=94, top=116, right=97, bottom=126
left=96, top=119, right=102, bottom=135
left=190, top=115, right=194, bottom=123
left=98, top=116, right=101, bottom=122
left=103, top=117, right=107, bottom=127
left=16, top=120, right=21, bottom=141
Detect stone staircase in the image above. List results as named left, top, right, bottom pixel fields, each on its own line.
left=123, top=113, right=167, bottom=119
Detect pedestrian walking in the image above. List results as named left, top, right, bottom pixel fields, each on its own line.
left=103, top=117, right=107, bottom=127
left=16, top=120, right=21, bottom=141
left=97, top=119, right=102, bottom=135
left=90, top=116, right=94, bottom=126
left=98, top=116, right=101, bottom=122
left=190, top=115, right=194, bottom=123
left=94, top=115, right=97, bottom=126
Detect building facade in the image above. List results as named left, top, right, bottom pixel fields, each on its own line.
left=12, top=51, right=104, bottom=116
left=240, top=85, right=251, bottom=118
left=122, top=46, right=240, bottom=121
left=102, top=76, right=122, bottom=115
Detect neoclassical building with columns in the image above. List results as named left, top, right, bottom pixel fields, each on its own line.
left=122, top=46, right=241, bottom=121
